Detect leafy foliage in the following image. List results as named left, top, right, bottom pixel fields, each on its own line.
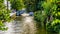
left=34, top=10, right=47, bottom=28
left=43, top=0, right=60, bottom=34
left=24, top=0, right=44, bottom=12
left=34, top=0, right=60, bottom=33
left=0, top=0, right=10, bottom=31
left=34, top=11, right=46, bottom=22
left=11, top=0, right=24, bottom=10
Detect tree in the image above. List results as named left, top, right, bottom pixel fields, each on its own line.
left=0, top=0, right=10, bottom=31
left=34, top=0, right=60, bottom=34
left=11, top=0, right=24, bottom=11
left=23, top=0, right=35, bottom=12
left=43, top=0, right=60, bottom=34
left=24, top=0, right=44, bottom=12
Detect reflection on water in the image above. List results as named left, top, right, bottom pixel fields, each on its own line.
left=0, top=16, right=57, bottom=34
left=36, top=22, right=57, bottom=34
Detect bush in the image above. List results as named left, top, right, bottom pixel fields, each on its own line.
left=0, top=0, right=10, bottom=31
left=43, top=0, right=60, bottom=34
left=11, top=0, right=24, bottom=11
left=34, top=10, right=47, bottom=27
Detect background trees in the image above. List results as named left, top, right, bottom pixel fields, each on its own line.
left=11, top=0, right=24, bottom=11
left=23, top=0, right=44, bottom=12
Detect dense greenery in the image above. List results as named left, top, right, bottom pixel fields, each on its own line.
left=0, top=0, right=10, bottom=31
left=11, top=0, right=24, bottom=11
left=0, top=0, right=60, bottom=34
left=23, top=0, right=35, bottom=12
left=34, top=0, right=60, bottom=34
left=34, top=10, right=47, bottom=27
left=45, top=0, right=60, bottom=33
left=23, top=0, right=44, bottom=12
left=8, top=0, right=60, bottom=34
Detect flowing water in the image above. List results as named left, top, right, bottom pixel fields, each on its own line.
left=22, top=16, right=36, bottom=34
left=0, top=16, right=57, bottom=34
left=0, top=16, right=36, bottom=34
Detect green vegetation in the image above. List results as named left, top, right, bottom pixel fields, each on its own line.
left=11, top=0, right=24, bottom=11
left=0, top=0, right=10, bottom=31
left=0, top=0, right=60, bottom=34
left=23, top=0, right=44, bottom=12
left=23, top=0, right=35, bottom=12
left=45, top=0, right=60, bottom=33
left=34, top=0, right=60, bottom=33
left=9, top=0, right=60, bottom=34
left=34, top=10, right=47, bottom=28
left=0, top=0, right=24, bottom=31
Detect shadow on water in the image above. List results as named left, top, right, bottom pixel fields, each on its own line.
left=15, top=16, right=23, bottom=21
left=36, top=22, right=58, bottom=34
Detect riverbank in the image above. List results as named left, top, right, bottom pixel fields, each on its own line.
left=10, top=12, right=16, bottom=20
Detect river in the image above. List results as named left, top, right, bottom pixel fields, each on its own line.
left=0, top=16, right=57, bottom=34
